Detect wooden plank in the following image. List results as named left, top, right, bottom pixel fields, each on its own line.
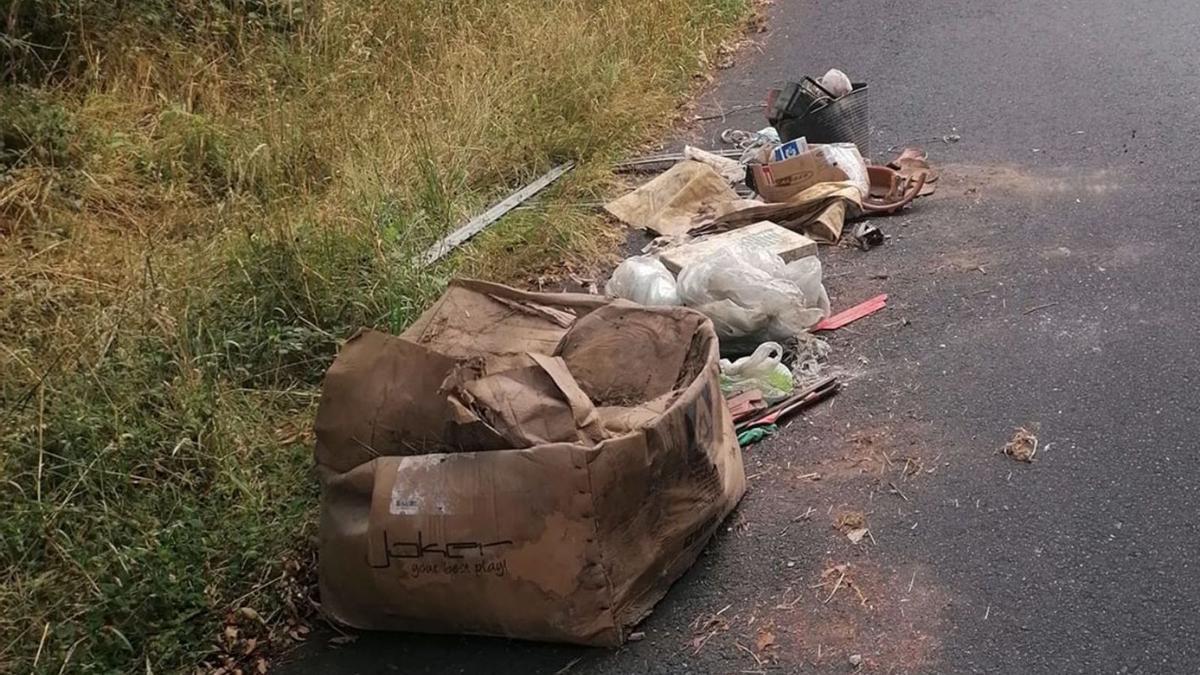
left=419, top=161, right=575, bottom=265
left=812, top=294, right=888, bottom=331
left=613, top=148, right=742, bottom=172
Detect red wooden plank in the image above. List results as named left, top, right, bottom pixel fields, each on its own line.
left=812, top=294, right=888, bottom=331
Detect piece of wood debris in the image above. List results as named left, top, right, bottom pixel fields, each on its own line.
left=853, top=582, right=868, bottom=606
left=419, top=162, right=575, bottom=265
left=823, top=568, right=848, bottom=603
left=735, top=641, right=765, bottom=668
left=614, top=148, right=742, bottom=171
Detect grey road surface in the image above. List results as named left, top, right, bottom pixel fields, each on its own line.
left=281, top=0, right=1200, bottom=672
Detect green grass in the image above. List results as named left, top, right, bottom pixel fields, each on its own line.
left=0, top=0, right=751, bottom=671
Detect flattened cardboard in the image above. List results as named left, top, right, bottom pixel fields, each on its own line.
left=659, top=221, right=818, bottom=273
left=314, top=280, right=745, bottom=646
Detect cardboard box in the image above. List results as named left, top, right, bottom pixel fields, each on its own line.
left=749, top=147, right=848, bottom=203
left=314, top=280, right=745, bottom=646
left=660, top=221, right=817, bottom=273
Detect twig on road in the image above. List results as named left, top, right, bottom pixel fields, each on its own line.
left=824, top=568, right=847, bottom=604
left=1023, top=302, right=1059, bottom=315
left=735, top=641, right=765, bottom=668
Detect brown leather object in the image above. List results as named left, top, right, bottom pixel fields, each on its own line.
left=862, top=165, right=926, bottom=215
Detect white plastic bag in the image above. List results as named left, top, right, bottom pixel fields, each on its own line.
left=817, top=68, right=853, bottom=98
left=722, top=127, right=783, bottom=164
left=605, top=256, right=681, bottom=306
left=676, top=246, right=830, bottom=350
left=816, top=143, right=869, bottom=198
left=719, top=342, right=794, bottom=403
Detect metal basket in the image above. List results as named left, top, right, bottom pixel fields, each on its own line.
left=768, top=78, right=870, bottom=155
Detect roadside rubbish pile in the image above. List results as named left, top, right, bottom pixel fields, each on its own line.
left=312, top=71, right=938, bottom=647
left=603, top=69, right=936, bottom=446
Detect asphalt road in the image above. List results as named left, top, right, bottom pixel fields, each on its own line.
left=281, top=1, right=1200, bottom=673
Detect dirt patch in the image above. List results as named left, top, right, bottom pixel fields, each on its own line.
left=776, top=559, right=947, bottom=673
left=925, top=247, right=991, bottom=276
left=691, top=559, right=949, bottom=673
left=786, top=424, right=937, bottom=490
left=934, top=164, right=1122, bottom=202
left=683, top=419, right=952, bottom=672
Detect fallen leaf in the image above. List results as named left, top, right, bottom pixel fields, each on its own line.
left=835, top=511, right=866, bottom=531
left=238, top=607, right=262, bottom=623
left=243, top=638, right=257, bottom=655
left=846, top=528, right=869, bottom=544
left=1004, top=428, right=1038, bottom=462
left=755, top=629, right=776, bottom=651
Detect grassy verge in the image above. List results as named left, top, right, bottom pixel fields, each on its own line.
left=0, top=0, right=750, bottom=672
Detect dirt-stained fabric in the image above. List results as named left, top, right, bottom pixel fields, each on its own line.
left=314, top=280, right=745, bottom=646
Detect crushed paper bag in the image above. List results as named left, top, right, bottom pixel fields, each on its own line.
left=314, top=280, right=745, bottom=646
left=605, top=160, right=740, bottom=236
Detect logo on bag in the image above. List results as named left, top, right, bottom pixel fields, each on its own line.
left=369, top=529, right=512, bottom=568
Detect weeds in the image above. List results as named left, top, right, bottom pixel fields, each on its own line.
left=0, top=0, right=750, bottom=671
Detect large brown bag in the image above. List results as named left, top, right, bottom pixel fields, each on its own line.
left=314, top=280, right=746, bottom=646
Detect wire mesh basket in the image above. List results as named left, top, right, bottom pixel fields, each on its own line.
left=768, top=78, right=870, bottom=155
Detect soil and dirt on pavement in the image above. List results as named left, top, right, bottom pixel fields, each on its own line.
left=282, top=0, right=1200, bottom=673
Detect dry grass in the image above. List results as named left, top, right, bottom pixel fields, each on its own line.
left=0, top=0, right=749, bottom=671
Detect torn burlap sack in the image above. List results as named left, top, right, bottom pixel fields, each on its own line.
left=314, top=279, right=745, bottom=646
